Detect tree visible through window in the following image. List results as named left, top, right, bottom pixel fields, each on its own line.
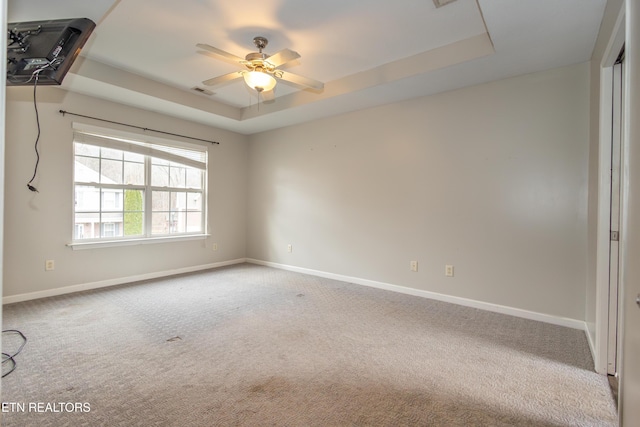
left=124, top=189, right=143, bottom=236
left=72, top=125, right=207, bottom=243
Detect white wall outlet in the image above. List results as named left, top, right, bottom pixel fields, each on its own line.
left=287, top=244, right=292, bottom=253
left=410, top=261, right=418, bottom=272
left=212, top=243, right=218, bottom=251
left=445, top=265, right=454, bottom=277
left=45, top=260, right=55, bottom=271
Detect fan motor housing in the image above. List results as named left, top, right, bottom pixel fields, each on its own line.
left=245, top=52, right=268, bottom=62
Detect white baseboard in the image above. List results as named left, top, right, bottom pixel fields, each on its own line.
left=2, top=258, right=246, bottom=305
left=246, top=258, right=587, bottom=331
left=584, top=321, right=604, bottom=374
left=4, top=257, right=588, bottom=333
left=585, top=323, right=598, bottom=369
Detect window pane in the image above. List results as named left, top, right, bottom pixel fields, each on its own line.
left=102, top=212, right=122, bottom=223
left=124, top=189, right=144, bottom=236
left=75, top=143, right=100, bottom=157
left=101, top=147, right=122, bottom=160
left=75, top=212, right=99, bottom=221
left=169, top=165, right=186, bottom=188
left=73, top=136, right=207, bottom=242
left=151, top=163, right=169, bottom=187
left=186, top=211, right=202, bottom=233
left=74, top=213, right=98, bottom=240
left=101, top=222, right=119, bottom=238
left=124, top=189, right=144, bottom=212
left=75, top=185, right=100, bottom=211
left=101, top=214, right=122, bottom=238
left=102, top=189, right=123, bottom=211
left=153, top=158, right=170, bottom=166
left=74, top=224, right=85, bottom=240
left=124, top=212, right=144, bottom=236
left=187, top=192, right=202, bottom=210
left=186, top=169, right=203, bottom=189
left=152, top=212, right=170, bottom=235
left=171, top=192, right=186, bottom=211
left=124, top=151, right=144, bottom=162
left=75, top=157, right=100, bottom=183
left=124, top=161, right=144, bottom=185
left=152, top=191, right=170, bottom=211
left=101, top=159, right=123, bottom=184
left=171, top=212, right=185, bottom=233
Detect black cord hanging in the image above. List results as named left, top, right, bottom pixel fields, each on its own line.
left=25, top=57, right=63, bottom=192
left=27, top=72, right=41, bottom=192
left=2, top=329, right=27, bottom=378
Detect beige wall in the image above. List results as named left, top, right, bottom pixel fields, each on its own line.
left=247, top=62, right=590, bottom=321
left=3, top=88, right=248, bottom=298
left=4, top=61, right=593, bottom=323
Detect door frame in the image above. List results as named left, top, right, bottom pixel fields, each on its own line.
left=607, top=57, right=624, bottom=376
left=595, top=4, right=626, bottom=375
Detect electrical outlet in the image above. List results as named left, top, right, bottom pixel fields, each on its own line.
left=45, top=260, right=55, bottom=271
left=287, top=244, right=292, bottom=253
left=212, top=243, right=218, bottom=251
left=410, top=261, right=418, bottom=272
left=445, top=265, right=454, bottom=277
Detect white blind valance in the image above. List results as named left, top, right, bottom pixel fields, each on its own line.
left=72, top=123, right=207, bottom=171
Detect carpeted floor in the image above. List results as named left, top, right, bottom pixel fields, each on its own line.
left=1, top=263, right=618, bottom=426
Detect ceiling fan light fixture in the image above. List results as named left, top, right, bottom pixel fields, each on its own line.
left=198, top=37, right=323, bottom=96
left=243, top=71, right=277, bottom=92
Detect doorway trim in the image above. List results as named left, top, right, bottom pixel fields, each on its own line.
left=595, top=4, right=626, bottom=375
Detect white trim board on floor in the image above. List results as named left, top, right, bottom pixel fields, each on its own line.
left=246, top=258, right=588, bottom=332
left=3, top=257, right=588, bottom=334
left=1, top=259, right=246, bottom=305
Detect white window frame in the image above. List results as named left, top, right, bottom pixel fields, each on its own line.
left=69, top=123, right=209, bottom=250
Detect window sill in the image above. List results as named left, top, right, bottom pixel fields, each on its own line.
left=67, top=234, right=210, bottom=250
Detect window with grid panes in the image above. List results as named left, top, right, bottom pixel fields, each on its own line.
left=72, top=124, right=207, bottom=243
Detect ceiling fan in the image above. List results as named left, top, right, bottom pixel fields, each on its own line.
left=196, top=36, right=324, bottom=100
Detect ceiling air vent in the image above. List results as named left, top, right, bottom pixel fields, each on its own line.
left=191, top=86, right=213, bottom=96
left=433, top=0, right=457, bottom=8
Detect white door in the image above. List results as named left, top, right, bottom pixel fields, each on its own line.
left=607, top=52, right=625, bottom=376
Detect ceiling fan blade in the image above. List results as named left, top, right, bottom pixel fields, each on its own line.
left=278, top=70, right=324, bottom=90
left=202, top=71, right=243, bottom=87
left=265, top=48, right=300, bottom=67
left=196, top=43, right=245, bottom=64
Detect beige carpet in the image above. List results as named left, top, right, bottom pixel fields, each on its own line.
left=1, top=263, right=618, bottom=426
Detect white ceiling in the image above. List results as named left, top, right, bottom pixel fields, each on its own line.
left=8, top=0, right=607, bottom=135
